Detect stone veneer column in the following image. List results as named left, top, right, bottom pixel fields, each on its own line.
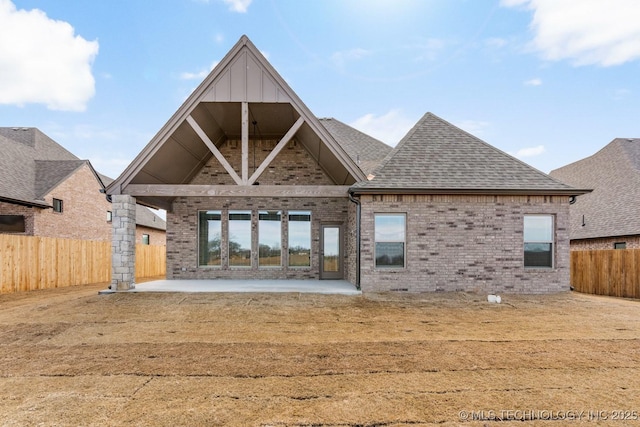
left=111, top=195, right=136, bottom=290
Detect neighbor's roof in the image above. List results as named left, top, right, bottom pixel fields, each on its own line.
left=0, top=128, right=82, bottom=207
left=352, top=112, right=588, bottom=196
left=319, top=118, right=393, bottom=175
left=0, top=128, right=166, bottom=231
left=550, top=138, right=640, bottom=240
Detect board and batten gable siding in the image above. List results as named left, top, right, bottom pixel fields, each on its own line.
left=359, top=194, right=570, bottom=294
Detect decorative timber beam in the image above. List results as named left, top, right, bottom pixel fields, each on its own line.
left=124, top=184, right=351, bottom=198
left=241, top=102, right=249, bottom=184
left=186, top=115, right=243, bottom=185
left=247, top=116, right=305, bottom=185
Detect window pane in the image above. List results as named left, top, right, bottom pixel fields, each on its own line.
left=0, top=215, right=25, bottom=232
left=523, top=216, right=553, bottom=241
left=375, top=215, right=405, bottom=242
left=375, top=242, right=405, bottom=267
left=198, top=211, right=222, bottom=266
left=259, top=211, right=281, bottom=267
left=288, top=211, right=311, bottom=267
left=323, top=227, right=339, bottom=272
left=524, top=243, right=552, bottom=267
left=229, top=211, right=252, bottom=267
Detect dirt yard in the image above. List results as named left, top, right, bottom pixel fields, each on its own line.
left=1, top=284, right=639, bottom=426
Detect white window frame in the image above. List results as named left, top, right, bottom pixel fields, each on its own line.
left=374, top=213, right=407, bottom=269
left=523, top=214, right=554, bottom=269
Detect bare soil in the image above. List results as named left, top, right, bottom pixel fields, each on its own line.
left=1, top=283, right=639, bottom=426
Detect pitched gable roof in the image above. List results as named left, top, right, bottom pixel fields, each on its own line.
left=550, top=138, right=640, bottom=240
left=352, top=112, right=585, bottom=195
left=107, top=35, right=365, bottom=206
left=319, top=118, right=393, bottom=175
left=0, top=128, right=80, bottom=207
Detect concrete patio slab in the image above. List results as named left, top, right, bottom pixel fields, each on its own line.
left=101, top=279, right=361, bottom=295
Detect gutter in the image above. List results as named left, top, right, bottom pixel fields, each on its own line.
left=348, top=191, right=361, bottom=290
left=350, top=187, right=592, bottom=196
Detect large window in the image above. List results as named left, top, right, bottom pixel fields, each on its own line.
left=229, top=211, right=252, bottom=267
left=375, top=214, right=406, bottom=268
left=0, top=215, right=25, bottom=232
left=259, top=211, right=282, bottom=267
left=524, top=215, right=554, bottom=268
left=199, top=211, right=222, bottom=266
left=288, top=211, right=311, bottom=267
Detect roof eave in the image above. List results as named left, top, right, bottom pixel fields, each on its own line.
left=0, top=196, right=50, bottom=209
left=350, top=187, right=592, bottom=196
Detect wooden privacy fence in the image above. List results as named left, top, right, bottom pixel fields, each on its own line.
left=0, top=235, right=166, bottom=293
left=571, top=249, right=640, bottom=298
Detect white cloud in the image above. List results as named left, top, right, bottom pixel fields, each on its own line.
left=524, top=78, right=542, bottom=86
left=180, top=61, right=219, bottom=80
left=502, top=0, right=640, bottom=66
left=0, top=0, right=98, bottom=111
left=485, top=37, right=508, bottom=49
left=350, top=110, right=415, bottom=146
left=412, top=38, right=448, bottom=61
left=454, top=120, right=490, bottom=136
left=511, top=145, right=546, bottom=158
left=222, top=0, right=251, bottom=13
left=331, top=48, right=372, bottom=69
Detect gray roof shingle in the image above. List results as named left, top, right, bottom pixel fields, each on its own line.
left=319, top=118, right=393, bottom=175
left=352, top=112, right=583, bottom=194
left=550, top=138, right=640, bottom=240
left=0, top=127, right=165, bottom=231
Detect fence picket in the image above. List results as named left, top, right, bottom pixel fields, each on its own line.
left=0, top=235, right=165, bottom=294
left=571, top=249, right=640, bottom=298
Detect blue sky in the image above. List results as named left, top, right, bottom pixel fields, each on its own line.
left=2, top=0, right=640, bottom=181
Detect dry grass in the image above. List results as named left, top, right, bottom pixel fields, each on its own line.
left=1, top=284, right=639, bottom=426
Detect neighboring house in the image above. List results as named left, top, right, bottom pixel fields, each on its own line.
left=0, top=127, right=166, bottom=243
left=550, top=138, right=639, bottom=250
left=107, top=35, right=586, bottom=293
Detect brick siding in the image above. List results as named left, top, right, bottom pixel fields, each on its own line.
left=570, top=235, right=640, bottom=250
left=35, top=164, right=112, bottom=241
left=136, top=226, right=167, bottom=246
left=359, top=194, right=571, bottom=294
left=0, top=201, right=36, bottom=235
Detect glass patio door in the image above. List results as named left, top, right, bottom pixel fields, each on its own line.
left=320, top=225, right=342, bottom=279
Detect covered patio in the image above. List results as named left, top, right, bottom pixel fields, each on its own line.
left=101, top=279, right=361, bottom=295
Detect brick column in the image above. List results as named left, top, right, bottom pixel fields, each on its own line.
left=111, top=195, right=136, bottom=290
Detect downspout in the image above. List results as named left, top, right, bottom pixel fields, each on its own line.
left=348, top=191, right=361, bottom=290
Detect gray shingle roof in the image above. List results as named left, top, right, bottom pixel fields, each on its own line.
left=550, top=138, right=640, bottom=240
left=0, top=127, right=165, bottom=231
left=0, top=128, right=79, bottom=206
left=352, top=112, right=583, bottom=195
left=319, top=118, right=393, bottom=175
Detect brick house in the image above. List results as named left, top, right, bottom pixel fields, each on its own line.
left=107, top=35, right=586, bottom=293
left=550, top=138, right=639, bottom=250
left=0, top=127, right=166, bottom=243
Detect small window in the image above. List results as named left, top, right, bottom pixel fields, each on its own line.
left=288, top=211, right=311, bottom=267
left=375, top=214, right=406, bottom=268
left=614, top=242, right=626, bottom=249
left=53, top=198, right=63, bottom=213
left=106, top=211, right=112, bottom=222
left=142, top=234, right=150, bottom=245
left=0, top=215, right=25, bottom=232
left=524, top=215, right=554, bottom=268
